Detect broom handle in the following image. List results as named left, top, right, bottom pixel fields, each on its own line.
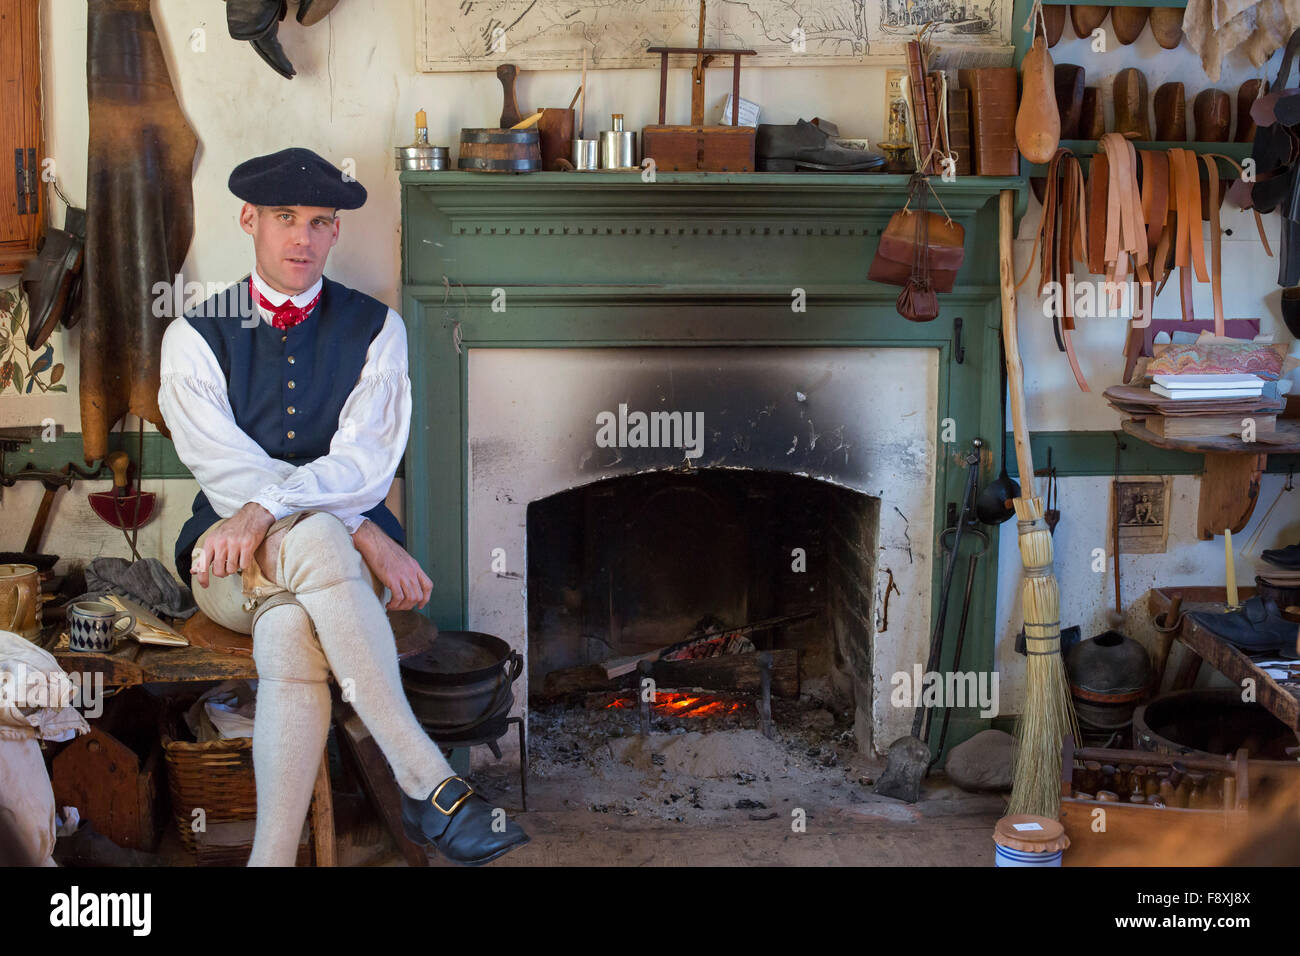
left=998, top=189, right=1036, bottom=491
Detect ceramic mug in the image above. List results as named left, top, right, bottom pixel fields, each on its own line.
left=68, top=600, right=134, bottom=653
left=0, top=563, right=42, bottom=641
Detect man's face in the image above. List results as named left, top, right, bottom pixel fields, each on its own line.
left=240, top=203, right=340, bottom=295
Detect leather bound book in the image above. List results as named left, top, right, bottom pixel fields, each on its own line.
left=948, top=88, right=973, bottom=175
left=958, top=67, right=1020, bottom=176
left=908, top=41, right=935, bottom=175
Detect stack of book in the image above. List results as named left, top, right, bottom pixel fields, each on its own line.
left=1104, top=374, right=1282, bottom=439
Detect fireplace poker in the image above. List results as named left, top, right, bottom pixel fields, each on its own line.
left=758, top=652, right=774, bottom=739
left=929, top=523, right=990, bottom=767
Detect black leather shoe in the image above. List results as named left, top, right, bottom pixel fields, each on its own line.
left=1262, top=541, right=1300, bottom=569
left=21, top=206, right=85, bottom=351
left=1188, top=597, right=1300, bottom=658
left=400, top=776, right=530, bottom=866
left=756, top=119, right=886, bottom=172
left=227, top=0, right=296, bottom=79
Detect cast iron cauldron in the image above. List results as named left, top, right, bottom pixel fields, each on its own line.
left=399, top=630, right=522, bottom=734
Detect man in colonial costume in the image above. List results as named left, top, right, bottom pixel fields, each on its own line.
left=159, top=148, right=528, bottom=866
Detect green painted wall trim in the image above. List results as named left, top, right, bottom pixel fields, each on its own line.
left=1006, top=430, right=1300, bottom=479
left=6, top=428, right=1288, bottom=485
left=1, top=433, right=405, bottom=482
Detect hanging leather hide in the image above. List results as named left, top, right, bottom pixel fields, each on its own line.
left=81, top=0, right=196, bottom=462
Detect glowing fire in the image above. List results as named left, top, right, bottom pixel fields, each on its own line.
left=606, top=692, right=745, bottom=718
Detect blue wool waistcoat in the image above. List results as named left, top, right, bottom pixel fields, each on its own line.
left=173, top=275, right=405, bottom=586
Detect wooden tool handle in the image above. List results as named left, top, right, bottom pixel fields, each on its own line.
left=999, top=189, right=1035, bottom=485
left=107, top=450, right=130, bottom=489
left=497, top=63, right=522, bottom=128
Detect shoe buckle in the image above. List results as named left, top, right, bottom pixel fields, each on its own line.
left=430, top=775, right=473, bottom=815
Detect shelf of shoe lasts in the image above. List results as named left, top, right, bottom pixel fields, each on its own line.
left=1039, top=0, right=1186, bottom=6
left=1119, top=419, right=1300, bottom=540
left=1021, top=141, right=1251, bottom=177
left=1148, top=587, right=1300, bottom=735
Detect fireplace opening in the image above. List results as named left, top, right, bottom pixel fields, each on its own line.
left=526, top=469, right=880, bottom=733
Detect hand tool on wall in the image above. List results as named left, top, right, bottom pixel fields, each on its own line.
left=930, top=522, right=990, bottom=766
left=87, top=443, right=155, bottom=561
left=1045, top=448, right=1061, bottom=534
left=975, top=331, right=1021, bottom=526
left=1000, top=188, right=1080, bottom=818
left=875, top=439, right=983, bottom=804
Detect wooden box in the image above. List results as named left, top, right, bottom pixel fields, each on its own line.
left=642, top=125, right=756, bottom=172
left=1059, top=741, right=1249, bottom=866
left=52, top=726, right=164, bottom=851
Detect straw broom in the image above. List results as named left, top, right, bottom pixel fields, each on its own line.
left=998, top=188, right=1080, bottom=817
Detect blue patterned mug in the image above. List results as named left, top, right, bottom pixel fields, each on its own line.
left=68, top=600, right=134, bottom=653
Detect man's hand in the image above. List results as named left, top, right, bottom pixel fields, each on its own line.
left=192, top=502, right=276, bottom=589
left=352, top=519, right=432, bottom=611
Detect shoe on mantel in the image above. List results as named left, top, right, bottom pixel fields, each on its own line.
left=756, top=119, right=886, bottom=172
left=1187, top=597, right=1300, bottom=658
left=400, top=775, right=530, bottom=865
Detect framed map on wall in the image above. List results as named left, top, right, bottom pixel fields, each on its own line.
left=418, top=0, right=1014, bottom=72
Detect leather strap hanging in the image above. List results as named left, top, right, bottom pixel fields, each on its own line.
left=1016, top=146, right=1091, bottom=391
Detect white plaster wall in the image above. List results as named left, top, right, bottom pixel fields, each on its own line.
left=0, top=1, right=1291, bottom=718
left=466, top=346, right=937, bottom=746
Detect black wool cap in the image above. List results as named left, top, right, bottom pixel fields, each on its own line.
left=228, top=147, right=367, bottom=210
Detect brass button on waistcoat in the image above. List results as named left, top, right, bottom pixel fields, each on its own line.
left=287, top=430, right=296, bottom=440
left=287, top=380, right=295, bottom=389
left=287, top=356, right=295, bottom=365
left=287, top=406, right=296, bottom=415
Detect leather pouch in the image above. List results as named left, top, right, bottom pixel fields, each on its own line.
left=868, top=176, right=966, bottom=320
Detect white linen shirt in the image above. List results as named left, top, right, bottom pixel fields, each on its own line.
left=157, top=268, right=411, bottom=534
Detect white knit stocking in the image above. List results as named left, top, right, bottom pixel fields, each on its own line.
left=277, top=514, right=453, bottom=800
left=246, top=602, right=332, bottom=867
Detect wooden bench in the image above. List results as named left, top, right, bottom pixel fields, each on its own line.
left=52, top=609, right=438, bottom=866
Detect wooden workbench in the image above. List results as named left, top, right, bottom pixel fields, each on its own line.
left=1148, top=586, right=1300, bottom=735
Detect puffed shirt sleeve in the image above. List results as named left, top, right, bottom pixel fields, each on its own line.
left=246, top=309, right=411, bottom=532
left=158, top=318, right=298, bottom=518
left=157, top=310, right=412, bottom=533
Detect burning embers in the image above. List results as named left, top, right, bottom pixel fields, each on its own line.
left=604, top=691, right=747, bottom=719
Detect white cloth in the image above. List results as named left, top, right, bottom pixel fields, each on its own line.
left=0, top=630, right=90, bottom=867
left=157, top=268, right=411, bottom=534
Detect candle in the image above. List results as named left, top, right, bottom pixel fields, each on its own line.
left=1225, top=528, right=1239, bottom=608
left=415, top=108, right=427, bottom=130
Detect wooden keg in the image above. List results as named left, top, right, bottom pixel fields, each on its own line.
left=457, top=128, right=542, bottom=172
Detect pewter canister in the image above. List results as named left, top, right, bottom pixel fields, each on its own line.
left=599, top=113, right=636, bottom=169
left=571, top=138, right=599, bottom=170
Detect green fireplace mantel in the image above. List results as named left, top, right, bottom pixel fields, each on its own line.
left=401, top=172, right=1029, bottom=753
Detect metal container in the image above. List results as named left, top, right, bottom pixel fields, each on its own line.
left=399, top=630, right=522, bottom=732
left=571, top=138, right=599, bottom=170
left=599, top=113, right=636, bottom=169
left=457, top=128, right=542, bottom=173
left=394, top=144, right=449, bottom=171
left=1065, top=630, right=1153, bottom=732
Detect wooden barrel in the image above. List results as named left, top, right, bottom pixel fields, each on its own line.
left=457, top=128, right=541, bottom=172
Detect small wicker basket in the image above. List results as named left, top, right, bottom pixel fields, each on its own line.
left=159, top=702, right=310, bottom=866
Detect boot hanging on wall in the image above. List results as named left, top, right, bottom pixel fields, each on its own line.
left=225, top=0, right=342, bottom=79
left=81, top=0, right=198, bottom=463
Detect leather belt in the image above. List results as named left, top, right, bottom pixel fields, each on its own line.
left=1017, top=147, right=1091, bottom=391
left=1030, top=141, right=1272, bottom=388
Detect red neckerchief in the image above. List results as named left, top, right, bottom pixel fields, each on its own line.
left=249, top=276, right=322, bottom=330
